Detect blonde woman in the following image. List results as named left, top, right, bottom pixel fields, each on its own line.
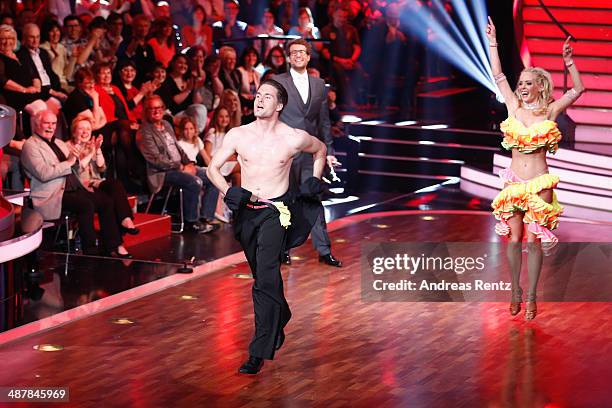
left=219, top=89, right=242, bottom=128
left=487, top=17, right=584, bottom=320
left=68, top=115, right=139, bottom=258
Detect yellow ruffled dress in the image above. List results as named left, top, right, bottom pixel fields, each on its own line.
left=491, top=116, right=563, bottom=243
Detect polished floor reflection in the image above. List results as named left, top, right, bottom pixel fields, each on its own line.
left=0, top=207, right=611, bottom=406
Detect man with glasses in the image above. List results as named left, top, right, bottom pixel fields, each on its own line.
left=137, top=95, right=217, bottom=234
left=273, top=39, right=342, bottom=267
left=61, top=15, right=87, bottom=69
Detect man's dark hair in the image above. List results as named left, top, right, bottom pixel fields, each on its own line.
left=286, top=38, right=312, bottom=56
left=63, top=14, right=81, bottom=27
left=260, top=79, right=288, bottom=112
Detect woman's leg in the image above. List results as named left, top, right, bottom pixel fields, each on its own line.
left=506, top=212, right=525, bottom=315
left=523, top=188, right=554, bottom=320
left=98, top=179, right=135, bottom=228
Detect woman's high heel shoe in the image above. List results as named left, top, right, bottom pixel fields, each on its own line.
left=509, top=288, right=523, bottom=316
left=525, top=299, right=537, bottom=321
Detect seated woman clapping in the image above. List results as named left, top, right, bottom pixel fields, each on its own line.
left=67, top=115, right=139, bottom=257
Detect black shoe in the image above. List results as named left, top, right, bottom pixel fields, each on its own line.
left=281, top=252, right=291, bottom=265
left=238, top=355, right=264, bottom=374
left=319, top=253, right=342, bottom=267
left=275, top=330, right=285, bottom=350
left=108, top=250, right=133, bottom=259
left=121, top=226, right=140, bottom=235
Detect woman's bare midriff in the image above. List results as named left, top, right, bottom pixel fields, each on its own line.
left=510, top=148, right=549, bottom=181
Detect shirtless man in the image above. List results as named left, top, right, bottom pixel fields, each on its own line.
left=207, top=79, right=327, bottom=374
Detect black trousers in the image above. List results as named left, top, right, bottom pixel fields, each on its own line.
left=97, top=179, right=134, bottom=224
left=235, top=202, right=291, bottom=360
left=289, top=153, right=331, bottom=255
left=61, top=187, right=123, bottom=252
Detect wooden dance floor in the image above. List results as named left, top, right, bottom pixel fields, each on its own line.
left=1, top=211, right=611, bottom=407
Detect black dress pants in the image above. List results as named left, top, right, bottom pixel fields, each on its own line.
left=235, top=203, right=291, bottom=360
left=61, top=188, right=122, bottom=252
left=97, top=179, right=134, bottom=224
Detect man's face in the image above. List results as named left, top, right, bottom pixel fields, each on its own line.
left=224, top=2, right=239, bottom=22
left=23, top=26, right=40, bottom=50
left=333, top=9, right=348, bottom=28
left=133, top=20, right=151, bottom=39
left=36, top=112, right=57, bottom=139
left=64, top=19, right=82, bottom=41
left=288, top=44, right=310, bottom=71
left=221, top=52, right=236, bottom=70
left=145, top=99, right=165, bottom=123
left=254, top=84, right=281, bottom=118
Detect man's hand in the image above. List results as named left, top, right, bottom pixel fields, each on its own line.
left=299, top=176, right=324, bottom=198
left=224, top=186, right=253, bottom=211
left=326, top=155, right=340, bottom=168
left=182, top=163, right=197, bottom=176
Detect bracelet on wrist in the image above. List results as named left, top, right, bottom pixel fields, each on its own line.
left=489, top=43, right=498, bottom=47
left=565, top=60, right=574, bottom=68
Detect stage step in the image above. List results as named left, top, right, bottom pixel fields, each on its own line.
left=524, top=6, right=612, bottom=25
left=460, top=166, right=612, bottom=222
left=524, top=23, right=612, bottom=41
left=527, top=39, right=612, bottom=57
left=567, top=107, right=612, bottom=126
left=550, top=72, right=612, bottom=91
left=532, top=55, right=612, bottom=74
left=93, top=212, right=171, bottom=248
left=553, top=89, right=612, bottom=109
left=575, top=125, right=612, bottom=144
left=524, top=0, right=612, bottom=9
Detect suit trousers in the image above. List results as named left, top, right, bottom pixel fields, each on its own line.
left=235, top=203, right=291, bottom=360
left=289, top=152, right=332, bottom=256
left=61, top=187, right=123, bottom=252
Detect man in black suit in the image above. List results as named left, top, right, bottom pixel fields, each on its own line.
left=18, top=23, right=67, bottom=103
left=273, top=39, right=342, bottom=267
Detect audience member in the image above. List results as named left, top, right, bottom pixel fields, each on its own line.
left=147, top=16, right=175, bottom=68
left=136, top=95, right=215, bottom=233
left=176, top=116, right=219, bottom=224
left=67, top=115, right=139, bottom=244
left=21, top=110, right=129, bottom=257
left=321, top=6, right=363, bottom=107
left=40, top=19, right=76, bottom=92
left=204, top=105, right=240, bottom=187
left=236, top=46, right=260, bottom=122
left=219, top=89, right=242, bottom=128
left=218, top=45, right=241, bottom=92
left=117, top=14, right=156, bottom=85
left=263, top=45, right=287, bottom=75
left=212, top=0, right=248, bottom=56
left=248, top=8, right=283, bottom=59
left=182, top=5, right=213, bottom=55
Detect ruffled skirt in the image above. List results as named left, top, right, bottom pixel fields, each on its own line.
left=491, top=168, right=563, bottom=245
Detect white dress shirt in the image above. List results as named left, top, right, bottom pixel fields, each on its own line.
left=290, top=68, right=309, bottom=104
left=29, top=48, right=51, bottom=87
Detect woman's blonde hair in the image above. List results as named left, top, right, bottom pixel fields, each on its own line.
left=515, top=67, right=554, bottom=115
left=220, top=89, right=242, bottom=128
left=71, top=115, right=96, bottom=157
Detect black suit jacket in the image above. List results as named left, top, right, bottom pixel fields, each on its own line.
left=17, top=46, right=62, bottom=92
left=273, top=72, right=333, bottom=155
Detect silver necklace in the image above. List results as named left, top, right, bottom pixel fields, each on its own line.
left=523, top=101, right=540, bottom=110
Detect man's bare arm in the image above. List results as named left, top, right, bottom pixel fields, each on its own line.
left=297, top=130, right=327, bottom=179
left=206, top=129, right=239, bottom=196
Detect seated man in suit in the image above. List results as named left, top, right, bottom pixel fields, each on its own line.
left=137, top=95, right=217, bottom=234
left=18, top=23, right=68, bottom=107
